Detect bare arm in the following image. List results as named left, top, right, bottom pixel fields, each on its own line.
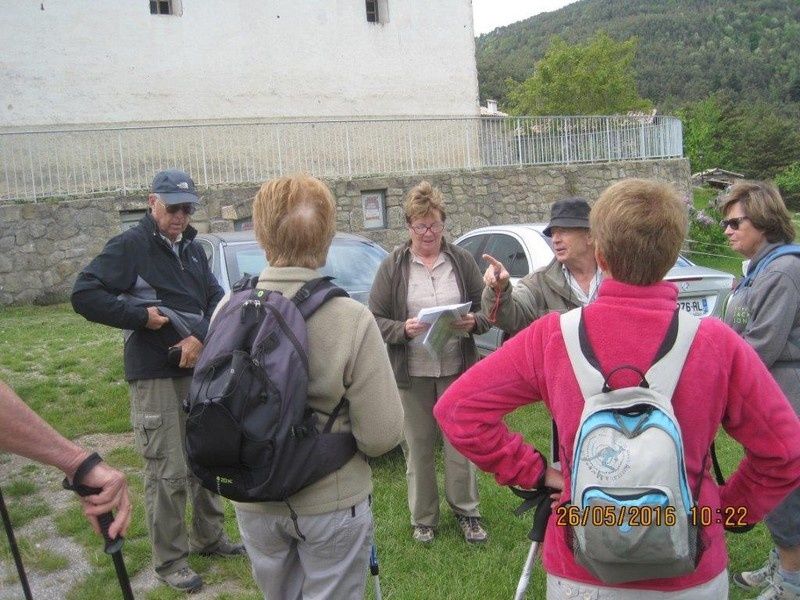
left=0, top=380, right=131, bottom=539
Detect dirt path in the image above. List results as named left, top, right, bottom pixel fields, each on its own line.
left=0, top=433, right=251, bottom=600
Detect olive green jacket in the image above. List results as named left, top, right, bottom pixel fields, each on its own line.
left=369, top=240, right=491, bottom=388
left=481, top=258, right=583, bottom=336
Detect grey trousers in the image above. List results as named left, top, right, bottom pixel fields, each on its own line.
left=400, top=375, right=480, bottom=527
left=545, top=570, right=729, bottom=599
left=130, top=377, right=225, bottom=576
left=235, top=498, right=373, bottom=600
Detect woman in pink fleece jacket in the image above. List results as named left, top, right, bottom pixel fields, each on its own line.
left=434, top=178, right=800, bottom=599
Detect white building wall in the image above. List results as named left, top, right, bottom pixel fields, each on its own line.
left=0, top=0, right=479, bottom=127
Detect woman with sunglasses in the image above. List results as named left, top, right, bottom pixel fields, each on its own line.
left=369, top=181, right=492, bottom=545
left=721, top=180, right=800, bottom=600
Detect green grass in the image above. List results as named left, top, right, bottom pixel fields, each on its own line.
left=0, top=535, right=70, bottom=574
left=0, top=303, right=781, bottom=598
left=0, top=304, right=130, bottom=437
left=6, top=499, right=51, bottom=529
left=4, top=479, right=37, bottom=497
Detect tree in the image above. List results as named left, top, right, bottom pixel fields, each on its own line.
left=679, top=93, right=800, bottom=178
left=506, top=32, right=653, bottom=116
left=678, top=93, right=737, bottom=173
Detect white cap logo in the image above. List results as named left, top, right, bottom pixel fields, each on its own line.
left=177, top=181, right=189, bottom=190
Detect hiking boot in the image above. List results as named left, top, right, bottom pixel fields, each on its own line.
left=412, top=525, right=435, bottom=544
left=197, top=539, right=247, bottom=557
left=456, top=514, right=488, bottom=544
left=756, top=572, right=800, bottom=600
left=158, top=567, right=203, bottom=593
left=734, top=548, right=779, bottom=590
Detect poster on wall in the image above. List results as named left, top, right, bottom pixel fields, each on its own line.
left=362, top=190, right=387, bottom=229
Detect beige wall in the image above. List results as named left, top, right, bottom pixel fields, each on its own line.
left=0, top=159, right=690, bottom=306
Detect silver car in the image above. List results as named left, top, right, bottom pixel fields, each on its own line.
left=454, top=224, right=735, bottom=356
left=196, top=231, right=388, bottom=304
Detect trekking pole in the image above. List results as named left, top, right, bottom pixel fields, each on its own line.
left=510, top=486, right=555, bottom=600
left=369, top=543, right=383, bottom=600
left=63, top=479, right=134, bottom=600
left=0, top=486, right=34, bottom=600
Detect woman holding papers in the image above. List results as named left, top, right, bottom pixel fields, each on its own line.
left=369, top=181, right=492, bottom=545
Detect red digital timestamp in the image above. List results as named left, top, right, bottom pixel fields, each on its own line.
left=690, top=505, right=749, bottom=528
left=555, top=505, right=749, bottom=528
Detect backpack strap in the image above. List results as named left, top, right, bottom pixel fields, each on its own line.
left=644, top=311, right=700, bottom=398
left=561, top=308, right=604, bottom=399
left=737, top=243, right=800, bottom=290
left=561, top=307, right=700, bottom=399
left=231, top=274, right=260, bottom=292
left=292, top=276, right=349, bottom=320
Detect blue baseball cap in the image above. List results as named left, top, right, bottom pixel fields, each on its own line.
left=151, top=169, right=200, bottom=205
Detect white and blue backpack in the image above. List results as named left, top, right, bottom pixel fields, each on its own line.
left=560, top=307, right=701, bottom=584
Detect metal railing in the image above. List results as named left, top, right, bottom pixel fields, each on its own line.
left=0, top=115, right=683, bottom=201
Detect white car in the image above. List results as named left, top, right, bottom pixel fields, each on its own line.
left=455, top=224, right=735, bottom=356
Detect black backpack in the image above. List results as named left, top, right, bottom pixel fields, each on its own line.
left=185, top=276, right=358, bottom=503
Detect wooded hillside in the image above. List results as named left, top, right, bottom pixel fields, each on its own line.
left=477, top=0, right=800, bottom=112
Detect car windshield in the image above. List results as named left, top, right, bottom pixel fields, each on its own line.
left=222, top=238, right=386, bottom=297
left=319, top=239, right=386, bottom=292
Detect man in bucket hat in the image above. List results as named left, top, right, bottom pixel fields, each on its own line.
left=481, top=197, right=601, bottom=335
left=72, top=169, right=244, bottom=593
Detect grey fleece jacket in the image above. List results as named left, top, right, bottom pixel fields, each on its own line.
left=481, top=257, right=583, bottom=336
left=724, top=241, right=800, bottom=415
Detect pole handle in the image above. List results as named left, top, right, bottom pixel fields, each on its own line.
left=511, top=486, right=555, bottom=543
left=369, top=543, right=379, bottom=576
left=62, top=480, right=123, bottom=554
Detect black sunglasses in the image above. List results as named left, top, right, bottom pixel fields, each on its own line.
left=163, top=202, right=197, bottom=215
left=719, top=216, right=749, bottom=230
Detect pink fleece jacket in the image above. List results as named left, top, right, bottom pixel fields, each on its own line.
left=435, top=279, right=800, bottom=591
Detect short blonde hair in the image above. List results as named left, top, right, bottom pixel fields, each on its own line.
left=252, top=174, right=336, bottom=269
left=720, top=180, right=795, bottom=244
left=404, top=181, right=446, bottom=224
left=591, top=179, right=687, bottom=285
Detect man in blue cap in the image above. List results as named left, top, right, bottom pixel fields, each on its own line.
left=72, top=169, right=244, bottom=593
left=481, top=197, right=601, bottom=335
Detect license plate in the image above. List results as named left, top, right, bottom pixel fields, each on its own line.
left=678, top=298, right=708, bottom=316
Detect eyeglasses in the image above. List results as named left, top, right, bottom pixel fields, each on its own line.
left=409, top=222, right=445, bottom=234
left=161, top=202, right=196, bottom=215
left=720, top=216, right=749, bottom=230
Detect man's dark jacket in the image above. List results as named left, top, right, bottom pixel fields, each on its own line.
left=71, top=214, right=224, bottom=382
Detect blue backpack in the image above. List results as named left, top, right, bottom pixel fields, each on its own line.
left=560, top=307, right=700, bottom=584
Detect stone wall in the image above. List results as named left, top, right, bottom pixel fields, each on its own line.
left=0, top=159, right=689, bottom=306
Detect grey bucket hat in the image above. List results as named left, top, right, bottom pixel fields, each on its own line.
left=151, top=169, right=199, bottom=205
left=542, top=198, right=591, bottom=237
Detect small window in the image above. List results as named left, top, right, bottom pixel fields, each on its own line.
left=234, top=217, right=253, bottom=231
left=365, top=0, right=379, bottom=22
left=150, top=0, right=182, bottom=16
left=365, top=0, right=388, bottom=23
left=150, top=1, right=171, bottom=14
